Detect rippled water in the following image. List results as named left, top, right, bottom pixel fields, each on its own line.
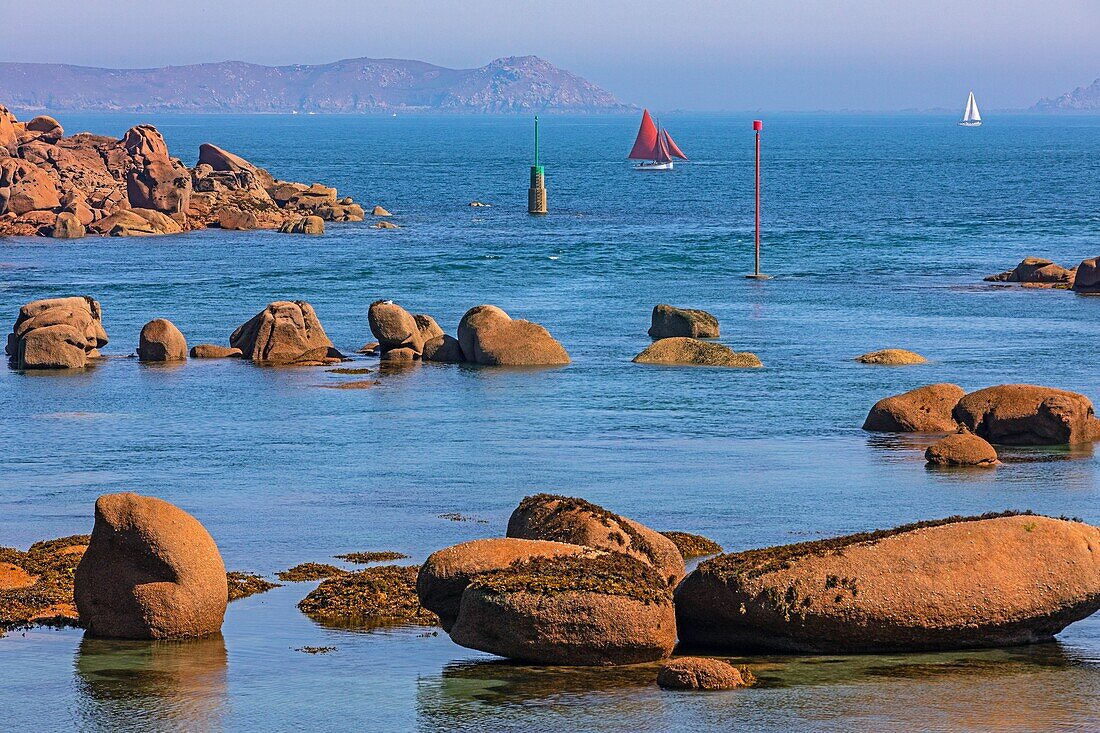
left=1, top=112, right=1099, bottom=731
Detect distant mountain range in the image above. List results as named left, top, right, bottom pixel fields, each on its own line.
left=1032, top=78, right=1100, bottom=112
left=0, top=55, right=633, bottom=114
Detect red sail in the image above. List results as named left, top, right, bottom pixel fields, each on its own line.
left=654, top=129, right=672, bottom=162
left=663, top=130, right=688, bottom=160
left=628, top=109, right=659, bottom=160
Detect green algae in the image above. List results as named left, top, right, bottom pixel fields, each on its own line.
left=326, top=367, right=373, bottom=375
left=334, top=551, right=409, bottom=564
left=0, top=534, right=89, bottom=633
left=227, top=571, right=281, bottom=601
left=277, top=563, right=347, bottom=582
left=468, top=553, right=672, bottom=606
left=660, top=531, right=723, bottom=559
left=298, top=565, right=437, bottom=628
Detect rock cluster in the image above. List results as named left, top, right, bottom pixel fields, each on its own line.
left=634, top=337, right=762, bottom=368
left=74, top=493, right=227, bottom=639
left=367, top=301, right=569, bottom=366
left=985, top=256, right=1076, bottom=287
left=674, top=513, right=1100, bottom=653
left=648, top=304, right=720, bottom=339
left=5, top=296, right=108, bottom=369
left=0, top=106, right=365, bottom=238
left=417, top=494, right=680, bottom=665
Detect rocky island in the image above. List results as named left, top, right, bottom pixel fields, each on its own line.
left=0, top=105, right=364, bottom=238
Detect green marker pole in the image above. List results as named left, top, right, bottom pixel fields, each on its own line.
left=528, top=115, right=547, bottom=214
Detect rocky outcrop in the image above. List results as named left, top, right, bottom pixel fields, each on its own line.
left=189, top=344, right=242, bottom=359
left=648, top=304, right=720, bottom=339
left=657, top=658, right=747, bottom=690
left=368, top=300, right=424, bottom=358
left=447, top=553, right=677, bottom=665
left=675, top=513, right=1100, bottom=653
left=925, top=430, right=998, bottom=467
left=985, top=257, right=1075, bottom=286
left=416, top=538, right=597, bottom=631
left=862, top=383, right=965, bottom=433
left=456, top=305, right=569, bottom=366
left=49, top=211, right=85, bottom=239
left=953, top=384, right=1100, bottom=446
left=371, top=205, right=391, bottom=216
left=633, top=337, right=762, bottom=368
left=855, top=349, right=927, bottom=365
left=0, top=108, right=363, bottom=238
left=277, top=215, right=324, bottom=234
left=506, top=494, right=685, bottom=586
left=137, top=319, right=187, bottom=362
left=6, top=296, right=108, bottom=369
left=1071, top=257, right=1100, bottom=294
left=230, top=301, right=342, bottom=365
left=74, top=493, right=228, bottom=639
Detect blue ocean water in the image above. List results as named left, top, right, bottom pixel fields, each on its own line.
left=1, top=112, right=1099, bottom=731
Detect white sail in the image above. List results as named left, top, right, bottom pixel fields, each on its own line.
left=963, top=91, right=981, bottom=122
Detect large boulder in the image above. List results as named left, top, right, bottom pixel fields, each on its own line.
left=368, top=300, right=423, bottom=355
left=137, top=318, right=188, bottom=362
left=674, top=513, right=1100, bottom=653
left=953, top=384, right=1100, bottom=446
left=74, top=492, right=228, bottom=639
left=855, top=349, right=927, bottom=365
left=633, top=337, right=762, bottom=367
left=925, top=430, right=998, bottom=467
left=1071, top=257, right=1100, bottom=294
left=986, top=257, right=1074, bottom=285
left=7, top=296, right=108, bottom=369
left=648, top=304, right=720, bottom=339
left=456, top=305, right=570, bottom=366
left=862, top=383, right=965, bottom=432
left=448, top=553, right=677, bottom=665
left=506, top=494, right=685, bottom=586
left=49, top=211, right=86, bottom=239
left=230, top=301, right=341, bottom=365
left=119, top=124, right=169, bottom=162
left=277, top=215, right=324, bottom=234
left=198, top=143, right=275, bottom=190
left=416, top=538, right=597, bottom=631
left=89, top=208, right=182, bottom=237
left=126, top=158, right=192, bottom=214
left=0, top=158, right=60, bottom=215
left=24, top=115, right=64, bottom=144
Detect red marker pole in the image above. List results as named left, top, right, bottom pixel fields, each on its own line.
left=747, top=119, right=769, bottom=280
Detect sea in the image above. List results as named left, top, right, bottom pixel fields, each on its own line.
left=1, top=112, right=1099, bottom=732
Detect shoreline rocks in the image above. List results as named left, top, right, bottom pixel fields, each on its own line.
left=855, top=349, right=927, bottom=366
left=985, top=257, right=1075, bottom=287
left=674, top=513, right=1100, bottom=653
left=6, top=296, right=108, bottom=369
left=75, top=493, right=227, bottom=639
left=862, top=383, right=964, bottom=433
left=648, top=304, right=720, bottom=340
left=633, top=337, right=761, bottom=368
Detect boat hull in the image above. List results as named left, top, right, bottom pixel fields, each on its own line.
left=634, top=161, right=673, bottom=171
left=958, top=121, right=982, bottom=127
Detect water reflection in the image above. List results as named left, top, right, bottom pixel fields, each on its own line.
left=74, top=634, right=228, bottom=732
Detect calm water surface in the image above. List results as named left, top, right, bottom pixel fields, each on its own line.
left=1, top=112, right=1099, bottom=731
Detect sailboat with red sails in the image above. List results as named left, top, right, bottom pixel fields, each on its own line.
left=628, top=109, right=687, bottom=170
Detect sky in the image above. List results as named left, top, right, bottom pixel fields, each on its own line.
left=1, top=0, right=1097, bottom=111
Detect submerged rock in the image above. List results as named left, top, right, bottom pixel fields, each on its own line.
left=633, top=337, right=761, bottom=368
left=298, top=565, right=437, bottom=629
left=657, top=657, right=747, bottom=690
left=226, top=572, right=281, bottom=602
left=189, top=344, right=242, bottom=359
left=448, top=553, right=677, bottom=665
left=277, top=563, right=346, bottom=582
left=925, top=430, right=999, bottom=467
left=506, top=494, right=685, bottom=585
left=230, top=301, right=341, bottom=365
left=456, top=305, right=569, bottom=366
left=371, top=205, right=391, bottom=216
left=985, top=256, right=1075, bottom=286
left=953, top=384, right=1100, bottom=446
left=137, top=318, right=187, bottom=362
left=422, top=334, right=464, bottom=363
left=417, top=537, right=597, bottom=631
left=75, top=493, right=227, bottom=639
left=855, top=349, right=927, bottom=365
left=7, top=296, right=108, bottom=370
left=862, top=383, right=965, bottom=433
left=0, top=534, right=89, bottom=631
left=674, top=513, right=1100, bottom=653
left=648, top=304, right=720, bottom=339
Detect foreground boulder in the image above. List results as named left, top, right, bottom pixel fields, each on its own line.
left=6, top=296, right=108, bottom=369
left=1071, top=257, right=1100, bottom=294
left=855, top=349, right=927, bottom=365
left=456, top=305, right=570, bottom=366
left=675, top=513, right=1100, bottom=653
left=657, top=657, right=747, bottom=690
left=507, top=494, right=685, bottom=585
left=416, top=538, right=597, bottom=631
left=862, top=383, right=964, bottom=432
left=448, top=553, right=676, bottom=665
left=74, top=493, right=227, bottom=639
left=230, top=301, right=342, bottom=365
left=925, top=430, right=998, bottom=467
left=634, top=337, right=762, bottom=368
left=985, top=256, right=1074, bottom=286
left=648, top=304, right=720, bottom=339
left=953, top=384, right=1100, bottom=445
left=368, top=300, right=423, bottom=357
left=137, top=318, right=187, bottom=362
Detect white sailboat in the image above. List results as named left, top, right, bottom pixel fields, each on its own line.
left=958, top=91, right=982, bottom=127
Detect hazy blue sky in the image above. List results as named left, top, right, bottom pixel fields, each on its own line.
left=1, top=0, right=1097, bottom=110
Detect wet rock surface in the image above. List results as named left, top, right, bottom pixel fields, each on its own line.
left=633, top=337, right=761, bottom=368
